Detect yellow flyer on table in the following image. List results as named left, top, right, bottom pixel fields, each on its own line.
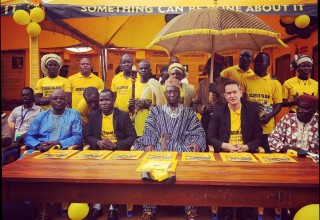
left=254, top=153, right=297, bottom=163
left=69, top=150, right=112, bottom=160
left=220, top=152, right=258, bottom=162
left=181, top=152, right=215, bottom=161
left=34, top=150, right=78, bottom=159
left=142, top=151, right=177, bottom=161
left=136, top=159, right=178, bottom=172
left=105, top=150, right=144, bottom=160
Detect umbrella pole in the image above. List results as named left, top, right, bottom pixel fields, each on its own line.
left=209, top=48, right=215, bottom=103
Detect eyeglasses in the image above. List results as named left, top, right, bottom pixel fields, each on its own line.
left=51, top=97, right=67, bottom=101
left=296, top=106, right=314, bottom=113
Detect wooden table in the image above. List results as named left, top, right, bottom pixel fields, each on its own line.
left=2, top=153, right=319, bottom=208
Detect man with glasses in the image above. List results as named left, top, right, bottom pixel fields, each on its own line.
left=269, top=94, right=318, bottom=154
left=25, top=88, right=82, bottom=151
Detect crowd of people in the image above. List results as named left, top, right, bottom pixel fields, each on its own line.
left=2, top=51, right=318, bottom=220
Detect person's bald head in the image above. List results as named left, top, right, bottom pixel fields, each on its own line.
left=50, top=89, right=68, bottom=111
left=169, top=56, right=180, bottom=64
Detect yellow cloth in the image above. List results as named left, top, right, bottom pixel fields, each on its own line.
left=229, top=105, right=243, bottom=145
left=68, top=72, right=104, bottom=110
left=101, top=113, right=117, bottom=143
left=220, top=65, right=255, bottom=82
left=111, top=71, right=140, bottom=112
left=34, top=76, right=71, bottom=110
left=282, top=76, right=318, bottom=112
left=241, top=74, right=282, bottom=134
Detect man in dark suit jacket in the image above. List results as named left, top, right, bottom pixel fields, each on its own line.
left=207, top=80, right=262, bottom=220
left=207, top=80, right=262, bottom=153
left=85, top=89, right=137, bottom=220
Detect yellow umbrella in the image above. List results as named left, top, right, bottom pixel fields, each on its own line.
left=147, top=7, right=288, bottom=83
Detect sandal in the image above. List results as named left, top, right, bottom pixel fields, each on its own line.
left=186, top=210, right=198, bottom=220
left=141, top=211, right=154, bottom=220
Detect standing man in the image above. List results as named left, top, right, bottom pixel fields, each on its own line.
left=77, top=87, right=100, bottom=127
left=220, top=50, right=254, bottom=82
left=85, top=89, right=137, bottom=220
left=8, top=87, right=42, bottom=145
left=128, top=60, right=164, bottom=137
left=111, top=54, right=140, bottom=112
left=159, top=65, right=169, bottom=85
left=169, top=55, right=189, bottom=84
left=35, top=53, right=72, bottom=110
left=68, top=57, right=104, bottom=110
left=241, top=52, right=282, bottom=153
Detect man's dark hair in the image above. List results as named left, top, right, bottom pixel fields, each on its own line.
left=160, top=66, right=169, bottom=72
left=223, top=80, right=240, bottom=92
left=100, top=89, right=115, bottom=99
left=83, top=87, right=99, bottom=98
left=21, top=87, right=34, bottom=95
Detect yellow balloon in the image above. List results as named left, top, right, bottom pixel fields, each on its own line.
left=26, top=22, right=41, bottom=37
left=294, top=204, right=319, bottom=220
left=280, top=15, right=296, bottom=24
left=13, top=10, right=30, bottom=25
left=295, top=15, right=311, bottom=28
left=68, top=203, right=89, bottom=220
left=30, top=7, right=45, bottom=23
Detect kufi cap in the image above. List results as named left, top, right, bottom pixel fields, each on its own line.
left=165, top=76, right=181, bottom=89
left=298, top=94, right=318, bottom=109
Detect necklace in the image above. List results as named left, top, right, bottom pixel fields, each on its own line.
left=163, top=104, right=182, bottom=118
left=297, top=78, right=311, bottom=86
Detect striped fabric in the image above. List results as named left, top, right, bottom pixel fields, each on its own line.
left=134, top=105, right=206, bottom=152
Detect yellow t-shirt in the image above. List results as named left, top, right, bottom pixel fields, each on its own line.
left=111, top=72, right=140, bottom=112
left=101, top=113, right=117, bottom=143
left=241, top=74, right=282, bottom=134
left=34, top=76, right=71, bottom=110
left=68, top=72, right=104, bottom=110
left=229, top=105, right=243, bottom=145
left=127, top=81, right=152, bottom=136
left=77, top=98, right=91, bottom=125
left=220, top=65, right=255, bottom=82
left=282, top=76, right=318, bottom=112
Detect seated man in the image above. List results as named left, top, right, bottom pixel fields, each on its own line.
left=207, top=80, right=263, bottom=153
left=25, top=88, right=82, bottom=151
left=134, top=77, right=206, bottom=220
left=2, top=112, right=12, bottom=148
left=85, top=89, right=137, bottom=220
left=207, top=80, right=263, bottom=220
left=8, top=87, right=42, bottom=146
left=269, top=94, right=318, bottom=154
left=24, top=88, right=82, bottom=219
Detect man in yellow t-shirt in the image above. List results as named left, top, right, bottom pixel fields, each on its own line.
left=241, top=52, right=282, bottom=153
left=35, top=54, right=71, bottom=110
left=128, top=60, right=164, bottom=136
left=111, top=54, right=140, bottom=112
left=68, top=57, right=104, bottom=110
left=220, top=50, right=255, bottom=83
